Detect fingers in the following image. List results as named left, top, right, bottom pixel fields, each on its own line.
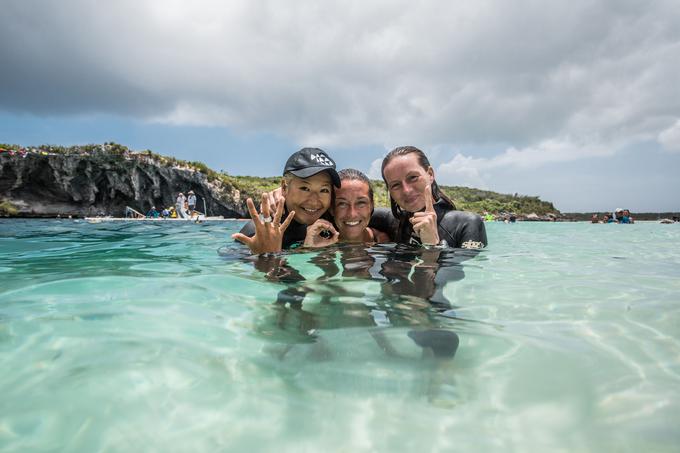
left=424, top=185, right=435, bottom=212
left=262, top=187, right=284, bottom=208
left=330, top=225, right=340, bottom=240
left=231, top=232, right=253, bottom=245
left=260, top=193, right=272, bottom=221
left=304, top=220, right=339, bottom=247
left=309, top=219, right=334, bottom=231
left=272, top=187, right=284, bottom=205
left=411, top=211, right=437, bottom=233
left=279, top=210, right=295, bottom=231
left=410, top=210, right=439, bottom=245
left=410, top=214, right=435, bottom=226
left=245, top=198, right=262, bottom=225
left=273, top=198, right=285, bottom=225
left=262, top=190, right=277, bottom=211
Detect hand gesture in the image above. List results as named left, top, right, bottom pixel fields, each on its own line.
left=304, top=219, right=339, bottom=248
left=232, top=193, right=295, bottom=254
left=410, top=185, right=439, bottom=245
left=262, top=186, right=285, bottom=211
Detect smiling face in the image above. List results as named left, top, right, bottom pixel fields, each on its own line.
left=282, top=172, right=332, bottom=225
left=382, top=153, right=434, bottom=213
left=332, top=179, right=373, bottom=242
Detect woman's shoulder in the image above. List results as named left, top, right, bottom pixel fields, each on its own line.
left=439, top=209, right=487, bottom=248
left=440, top=209, right=484, bottom=225
left=369, top=207, right=399, bottom=232
left=368, top=227, right=391, bottom=243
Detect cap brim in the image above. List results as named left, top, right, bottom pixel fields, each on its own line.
left=289, top=167, right=341, bottom=188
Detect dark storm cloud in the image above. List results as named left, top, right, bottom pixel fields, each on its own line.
left=2, top=0, right=679, bottom=151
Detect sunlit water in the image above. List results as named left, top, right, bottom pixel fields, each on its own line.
left=1, top=219, right=679, bottom=452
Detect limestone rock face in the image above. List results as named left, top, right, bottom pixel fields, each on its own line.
left=0, top=153, right=245, bottom=218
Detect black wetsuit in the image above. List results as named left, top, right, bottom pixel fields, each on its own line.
left=369, top=199, right=488, bottom=248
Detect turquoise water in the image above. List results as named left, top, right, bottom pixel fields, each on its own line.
left=1, top=219, right=679, bottom=452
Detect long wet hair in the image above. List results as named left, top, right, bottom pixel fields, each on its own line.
left=380, top=146, right=456, bottom=219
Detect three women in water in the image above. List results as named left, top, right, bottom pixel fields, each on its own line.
left=232, top=146, right=488, bottom=252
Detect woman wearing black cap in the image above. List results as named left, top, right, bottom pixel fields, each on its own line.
left=232, top=148, right=341, bottom=254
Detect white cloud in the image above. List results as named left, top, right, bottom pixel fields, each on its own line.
left=436, top=139, right=613, bottom=187
left=367, top=158, right=383, bottom=180
left=658, top=119, right=680, bottom=153
left=2, top=0, right=680, bottom=161
left=437, top=154, right=490, bottom=190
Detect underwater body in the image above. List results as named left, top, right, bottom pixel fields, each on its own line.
left=1, top=219, right=679, bottom=452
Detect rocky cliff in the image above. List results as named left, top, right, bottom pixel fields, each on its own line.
left=0, top=151, right=245, bottom=218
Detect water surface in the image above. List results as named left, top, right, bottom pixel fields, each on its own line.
left=1, top=219, right=679, bottom=452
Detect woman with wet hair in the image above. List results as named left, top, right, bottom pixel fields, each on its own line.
left=372, top=146, right=487, bottom=249
left=304, top=168, right=390, bottom=247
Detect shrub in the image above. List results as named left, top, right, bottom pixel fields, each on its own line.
left=0, top=200, right=19, bottom=216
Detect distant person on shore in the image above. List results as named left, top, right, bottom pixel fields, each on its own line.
left=146, top=206, right=159, bottom=218
left=370, top=146, right=487, bottom=249
left=176, top=192, right=188, bottom=219
left=161, top=207, right=170, bottom=219
left=591, top=214, right=599, bottom=223
left=614, top=208, right=624, bottom=223
left=232, top=148, right=341, bottom=254
left=621, top=209, right=634, bottom=224
left=187, top=191, right=197, bottom=217
left=302, top=168, right=391, bottom=247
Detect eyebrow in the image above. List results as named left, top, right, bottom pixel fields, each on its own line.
left=299, top=180, right=331, bottom=187
left=336, top=196, right=369, bottom=201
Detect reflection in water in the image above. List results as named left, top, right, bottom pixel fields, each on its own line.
left=236, top=243, right=483, bottom=403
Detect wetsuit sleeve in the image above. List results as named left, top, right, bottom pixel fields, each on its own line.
left=439, top=211, right=488, bottom=248
left=369, top=208, right=399, bottom=241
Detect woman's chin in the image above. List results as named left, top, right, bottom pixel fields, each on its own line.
left=403, top=201, right=424, bottom=212
left=296, top=213, right=321, bottom=225
left=339, top=226, right=364, bottom=242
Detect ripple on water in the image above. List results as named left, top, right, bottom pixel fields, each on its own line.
left=128, top=262, right=193, bottom=273
left=1, top=220, right=679, bottom=451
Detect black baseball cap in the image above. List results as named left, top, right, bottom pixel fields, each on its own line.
left=283, top=148, right=341, bottom=188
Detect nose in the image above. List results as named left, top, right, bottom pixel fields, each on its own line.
left=402, top=180, right=415, bottom=196
left=307, top=192, right=322, bottom=205
left=348, top=204, right=359, bottom=218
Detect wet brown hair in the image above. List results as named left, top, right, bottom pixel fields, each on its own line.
left=338, top=168, right=374, bottom=204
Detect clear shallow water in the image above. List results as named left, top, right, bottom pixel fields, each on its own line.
left=1, top=219, right=679, bottom=452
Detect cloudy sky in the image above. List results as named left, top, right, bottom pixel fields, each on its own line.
left=2, top=0, right=679, bottom=212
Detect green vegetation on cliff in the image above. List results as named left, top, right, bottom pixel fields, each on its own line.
left=1, top=143, right=558, bottom=215
left=0, top=200, right=19, bottom=216
left=219, top=175, right=557, bottom=215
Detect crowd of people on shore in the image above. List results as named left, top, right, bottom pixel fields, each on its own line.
left=145, top=190, right=198, bottom=219
left=592, top=208, right=634, bottom=224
